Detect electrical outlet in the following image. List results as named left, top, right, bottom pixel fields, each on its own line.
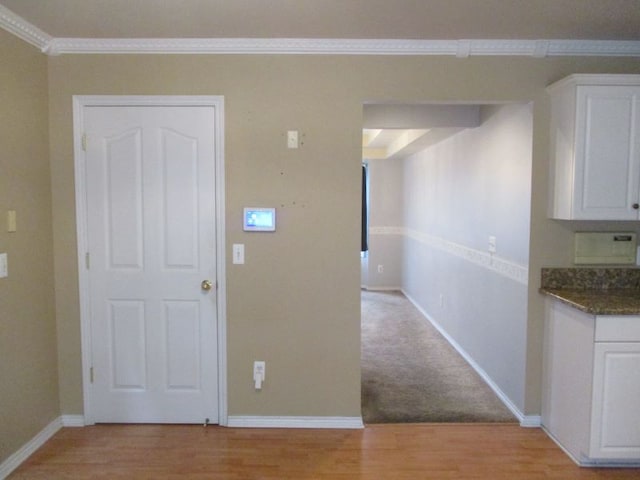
left=488, top=236, right=497, bottom=253
left=377, top=264, right=384, bottom=273
left=439, top=294, right=444, bottom=308
left=253, top=361, right=265, bottom=389
left=253, top=361, right=265, bottom=379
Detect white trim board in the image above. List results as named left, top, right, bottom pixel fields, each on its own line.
left=72, top=95, right=227, bottom=426
left=0, top=416, right=85, bottom=479
left=0, top=418, right=62, bottom=479
left=0, top=7, right=639, bottom=57
left=363, top=286, right=403, bottom=292
left=227, top=416, right=364, bottom=429
left=42, top=38, right=640, bottom=57
left=0, top=4, right=51, bottom=51
left=60, top=415, right=86, bottom=427
left=542, top=426, right=640, bottom=467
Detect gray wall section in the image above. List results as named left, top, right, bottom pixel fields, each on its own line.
left=403, top=104, right=533, bottom=265
left=366, top=234, right=403, bottom=288
left=402, top=240, right=528, bottom=411
left=364, top=158, right=404, bottom=289
left=367, top=103, right=533, bottom=413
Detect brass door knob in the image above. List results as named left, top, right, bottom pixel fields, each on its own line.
left=201, top=280, right=213, bottom=291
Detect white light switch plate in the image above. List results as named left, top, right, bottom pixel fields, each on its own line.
left=7, top=210, right=16, bottom=232
left=287, top=130, right=299, bottom=149
left=233, top=244, right=245, bottom=264
left=0, top=253, right=7, bottom=278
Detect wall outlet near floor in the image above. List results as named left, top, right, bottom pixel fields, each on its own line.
left=377, top=264, right=384, bottom=273
left=439, top=293, right=444, bottom=308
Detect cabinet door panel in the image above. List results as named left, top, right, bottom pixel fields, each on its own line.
left=574, top=86, right=640, bottom=220
left=590, top=342, right=640, bottom=459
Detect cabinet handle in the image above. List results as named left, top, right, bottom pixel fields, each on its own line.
left=634, top=204, right=640, bottom=210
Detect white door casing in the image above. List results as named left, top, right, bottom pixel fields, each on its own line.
left=73, top=96, right=226, bottom=425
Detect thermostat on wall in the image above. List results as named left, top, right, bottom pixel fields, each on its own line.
left=243, top=207, right=276, bottom=232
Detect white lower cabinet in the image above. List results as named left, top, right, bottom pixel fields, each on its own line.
left=542, top=300, right=640, bottom=465
left=590, top=342, right=640, bottom=459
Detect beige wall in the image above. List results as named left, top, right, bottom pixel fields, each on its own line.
left=47, top=54, right=640, bottom=418
left=0, top=30, right=59, bottom=464
left=48, top=55, right=364, bottom=417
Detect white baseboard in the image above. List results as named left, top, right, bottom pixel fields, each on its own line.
left=520, top=415, right=542, bottom=428
left=542, top=425, right=640, bottom=467
left=402, top=290, right=538, bottom=427
left=227, top=416, right=364, bottom=429
left=61, top=415, right=85, bottom=427
left=542, top=425, right=583, bottom=466
left=363, top=286, right=402, bottom=292
left=0, top=414, right=85, bottom=479
left=0, top=417, right=62, bottom=480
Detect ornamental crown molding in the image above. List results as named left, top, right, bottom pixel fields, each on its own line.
left=43, top=37, right=640, bottom=57
left=0, top=4, right=51, bottom=52
left=1, top=4, right=640, bottom=57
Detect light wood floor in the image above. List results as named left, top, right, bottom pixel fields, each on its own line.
left=9, top=423, right=640, bottom=479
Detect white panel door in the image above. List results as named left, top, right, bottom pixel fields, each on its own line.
left=85, top=105, right=218, bottom=423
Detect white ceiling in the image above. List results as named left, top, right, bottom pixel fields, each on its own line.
left=1, top=0, right=639, bottom=40
left=362, top=104, right=482, bottom=160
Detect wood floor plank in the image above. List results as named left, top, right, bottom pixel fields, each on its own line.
left=8, top=424, right=640, bottom=479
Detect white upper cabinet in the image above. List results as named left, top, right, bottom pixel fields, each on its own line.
left=548, top=74, right=640, bottom=220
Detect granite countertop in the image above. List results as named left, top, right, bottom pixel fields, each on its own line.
left=540, top=287, right=640, bottom=315
left=540, top=268, right=640, bottom=315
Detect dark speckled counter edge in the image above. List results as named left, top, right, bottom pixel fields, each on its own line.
left=541, top=267, right=640, bottom=290
left=540, top=287, right=640, bottom=315
left=540, top=268, right=640, bottom=315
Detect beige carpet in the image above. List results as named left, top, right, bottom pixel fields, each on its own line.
left=361, top=290, right=517, bottom=424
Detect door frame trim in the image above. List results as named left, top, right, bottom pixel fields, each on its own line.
left=72, top=95, right=228, bottom=425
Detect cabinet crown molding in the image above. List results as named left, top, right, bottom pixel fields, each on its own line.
left=548, top=74, right=640, bottom=92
